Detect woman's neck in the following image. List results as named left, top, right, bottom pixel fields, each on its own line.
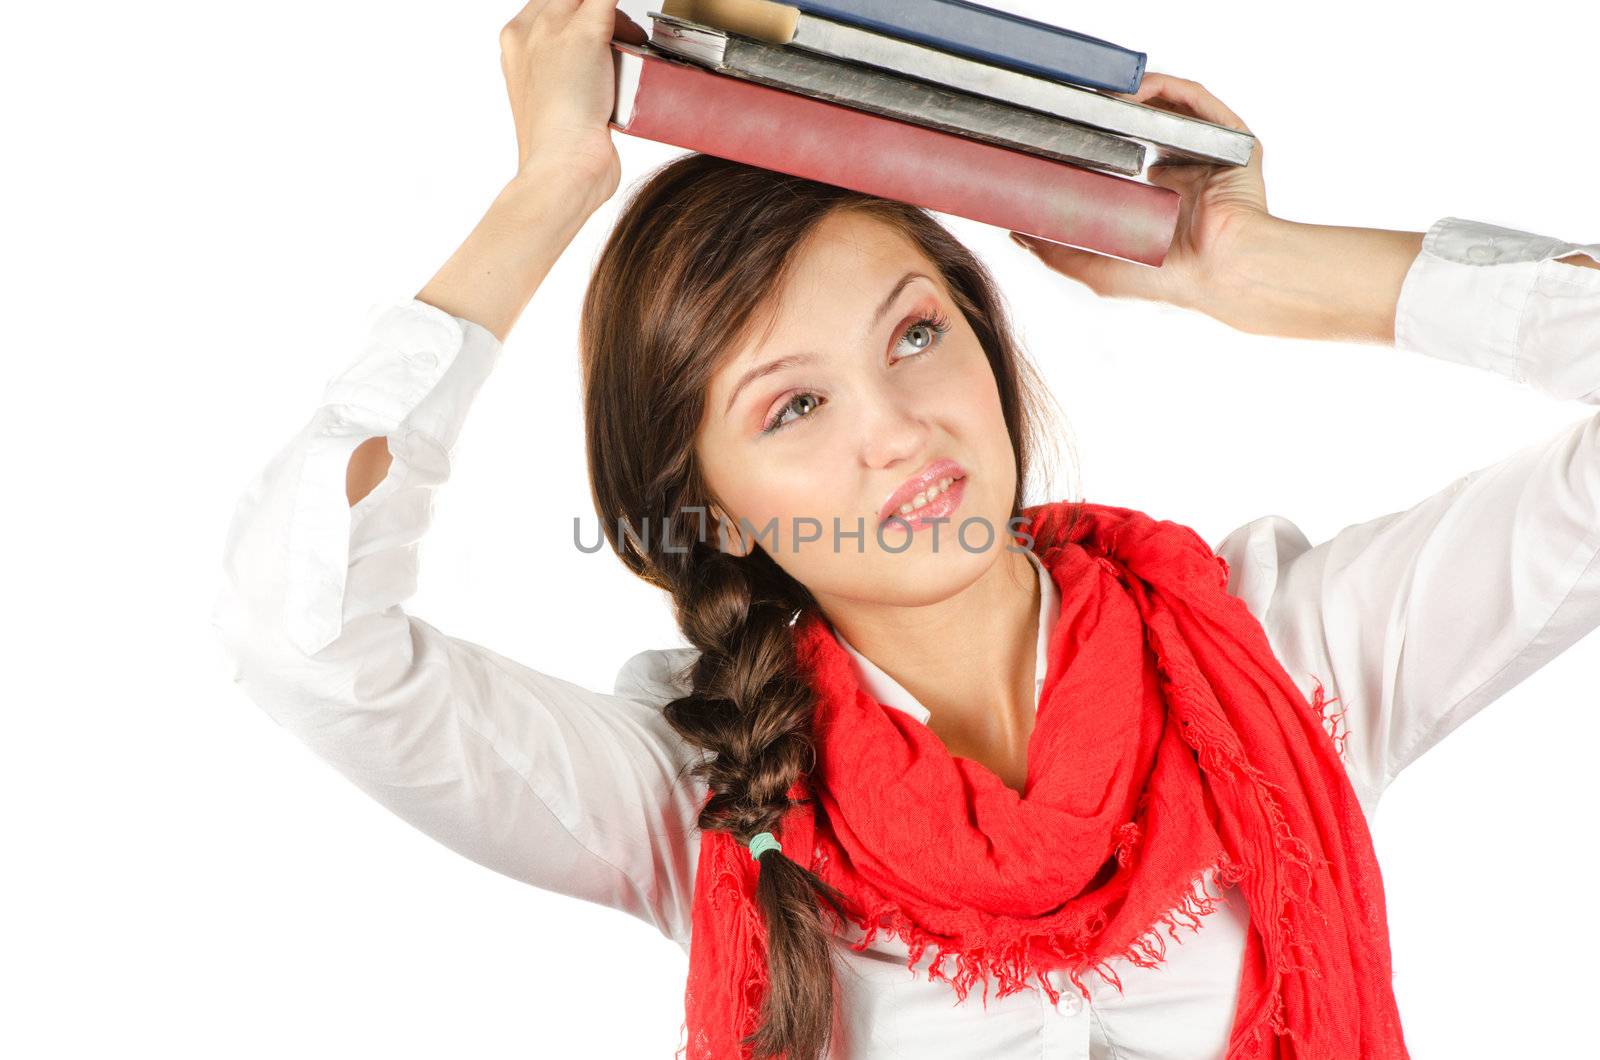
left=821, top=545, right=1043, bottom=771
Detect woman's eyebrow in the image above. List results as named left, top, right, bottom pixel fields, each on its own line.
left=722, top=352, right=818, bottom=416
left=721, top=270, right=931, bottom=417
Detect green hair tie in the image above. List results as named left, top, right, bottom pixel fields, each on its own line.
left=747, top=831, right=781, bottom=862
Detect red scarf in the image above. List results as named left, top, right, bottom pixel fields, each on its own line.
left=680, top=499, right=1408, bottom=1059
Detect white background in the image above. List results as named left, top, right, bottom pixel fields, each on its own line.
left=5, top=1, right=1597, bottom=1056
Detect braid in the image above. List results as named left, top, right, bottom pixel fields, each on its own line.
left=662, top=542, right=852, bottom=1060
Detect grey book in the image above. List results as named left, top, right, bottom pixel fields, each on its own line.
left=645, top=12, right=1148, bottom=177
left=654, top=1, right=1255, bottom=169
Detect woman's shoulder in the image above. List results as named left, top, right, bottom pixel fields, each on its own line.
left=613, top=644, right=702, bottom=705
left=1210, top=512, right=1315, bottom=624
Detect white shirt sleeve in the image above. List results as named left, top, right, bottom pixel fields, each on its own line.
left=1213, top=216, right=1600, bottom=814
left=209, top=299, right=708, bottom=944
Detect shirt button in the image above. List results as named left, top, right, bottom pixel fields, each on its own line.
left=1055, top=990, right=1083, bottom=1015
left=1467, top=243, right=1496, bottom=262
left=403, top=349, right=439, bottom=370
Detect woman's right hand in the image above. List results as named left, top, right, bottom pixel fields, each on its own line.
left=499, top=0, right=647, bottom=211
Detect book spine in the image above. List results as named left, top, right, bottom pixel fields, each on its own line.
left=611, top=45, right=1177, bottom=266
left=790, top=0, right=1146, bottom=94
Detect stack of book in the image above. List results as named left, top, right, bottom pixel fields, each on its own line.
left=606, top=0, right=1255, bottom=266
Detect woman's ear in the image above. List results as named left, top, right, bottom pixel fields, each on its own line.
left=708, top=502, right=751, bottom=557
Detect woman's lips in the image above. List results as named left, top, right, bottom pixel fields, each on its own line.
left=878, top=458, right=967, bottom=525
left=881, top=475, right=968, bottom=534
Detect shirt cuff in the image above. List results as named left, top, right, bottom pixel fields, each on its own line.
left=1394, top=216, right=1600, bottom=389
left=283, top=299, right=503, bottom=654
left=322, top=298, right=503, bottom=447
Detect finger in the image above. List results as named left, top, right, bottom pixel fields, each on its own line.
left=1105, top=70, right=1176, bottom=105
left=506, top=0, right=557, bottom=26
left=1143, top=163, right=1206, bottom=198
left=577, top=0, right=623, bottom=29
left=1113, top=72, right=1251, bottom=134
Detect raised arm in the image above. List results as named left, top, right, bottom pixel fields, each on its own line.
left=209, top=2, right=712, bottom=943
left=341, top=166, right=595, bottom=507
left=349, top=0, right=644, bottom=505
left=1213, top=216, right=1600, bottom=809
left=211, top=299, right=707, bottom=941
left=1008, top=75, right=1600, bottom=810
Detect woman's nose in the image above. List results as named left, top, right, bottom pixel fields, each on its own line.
left=858, top=393, right=929, bottom=470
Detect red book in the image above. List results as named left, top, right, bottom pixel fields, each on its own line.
left=607, top=40, right=1179, bottom=266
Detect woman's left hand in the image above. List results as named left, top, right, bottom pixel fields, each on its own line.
left=1010, top=73, right=1269, bottom=315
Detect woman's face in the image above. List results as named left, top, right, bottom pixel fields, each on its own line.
left=695, top=210, right=1019, bottom=611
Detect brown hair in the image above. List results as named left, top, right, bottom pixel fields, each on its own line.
left=578, top=152, right=1071, bottom=1059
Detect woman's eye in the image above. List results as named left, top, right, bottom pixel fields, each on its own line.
left=894, top=312, right=952, bottom=359
left=761, top=392, right=822, bottom=435
left=758, top=311, right=952, bottom=436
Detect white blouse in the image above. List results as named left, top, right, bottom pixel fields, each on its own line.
left=210, top=216, right=1600, bottom=1059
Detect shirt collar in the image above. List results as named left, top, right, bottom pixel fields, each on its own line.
left=832, top=548, right=1058, bottom=726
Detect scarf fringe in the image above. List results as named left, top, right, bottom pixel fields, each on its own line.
left=813, top=785, right=1278, bottom=1017
left=717, top=860, right=774, bottom=1057
left=1306, top=676, right=1350, bottom=758
left=824, top=847, right=1248, bottom=1014
left=1149, top=657, right=1343, bottom=1057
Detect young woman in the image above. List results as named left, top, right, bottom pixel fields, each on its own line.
left=210, top=1, right=1600, bottom=1057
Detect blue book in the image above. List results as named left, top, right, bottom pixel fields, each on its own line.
left=787, top=0, right=1145, bottom=94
